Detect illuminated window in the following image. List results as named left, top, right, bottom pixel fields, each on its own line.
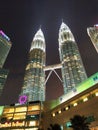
left=74, top=55, right=78, bottom=60
left=25, top=121, right=39, bottom=127
left=2, top=113, right=13, bottom=120
left=29, top=121, right=36, bottom=126
left=28, top=105, right=40, bottom=111
left=3, top=108, right=14, bottom=114
left=26, top=64, right=30, bottom=70
left=27, top=111, right=39, bottom=115
left=15, top=107, right=27, bottom=112
left=25, top=128, right=38, bottom=130
left=13, top=113, right=26, bottom=120
left=33, top=63, right=37, bottom=67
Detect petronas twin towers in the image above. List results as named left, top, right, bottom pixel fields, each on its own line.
left=20, top=22, right=87, bottom=102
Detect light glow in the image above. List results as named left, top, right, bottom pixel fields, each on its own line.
left=65, top=107, right=69, bottom=110
left=19, top=95, right=28, bottom=104
left=0, top=106, right=4, bottom=115
left=52, top=113, right=55, bottom=117
left=30, top=29, right=45, bottom=52
left=94, top=24, right=98, bottom=28
left=58, top=110, right=61, bottom=114
left=83, top=97, right=88, bottom=102
left=28, top=105, right=40, bottom=111
left=0, top=30, right=10, bottom=41
left=95, top=92, right=98, bottom=96
left=29, top=121, right=36, bottom=126
left=73, top=102, right=78, bottom=106
left=15, top=106, right=27, bottom=112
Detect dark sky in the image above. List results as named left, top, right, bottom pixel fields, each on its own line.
left=0, top=0, right=98, bottom=105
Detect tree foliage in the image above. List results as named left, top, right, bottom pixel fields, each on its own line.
left=47, top=123, right=61, bottom=130
left=70, top=115, right=90, bottom=130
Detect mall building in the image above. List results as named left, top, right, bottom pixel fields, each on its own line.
left=0, top=72, right=98, bottom=130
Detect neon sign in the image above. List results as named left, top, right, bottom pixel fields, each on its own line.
left=0, top=30, right=10, bottom=41
left=19, top=95, right=28, bottom=104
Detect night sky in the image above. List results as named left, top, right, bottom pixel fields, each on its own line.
left=0, top=0, right=98, bottom=105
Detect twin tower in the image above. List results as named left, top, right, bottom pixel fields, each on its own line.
left=19, top=22, right=87, bottom=103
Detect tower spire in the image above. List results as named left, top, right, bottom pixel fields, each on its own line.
left=59, top=22, right=75, bottom=44
left=62, top=18, right=63, bottom=23
left=30, top=28, right=45, bottom=52
left=39, top=25, right=42, bottom=29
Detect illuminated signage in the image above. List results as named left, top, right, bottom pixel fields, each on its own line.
left=77, top=72, right=98, bottom=93
left=0, top=30, right=10, bottom=41
left=58, top=72, right=98, bottom=105
left=94, top=24, right=98, bottom=29
left=0, top=106, right=4, bottom=115
left=19, top=95, right=28, bottom=104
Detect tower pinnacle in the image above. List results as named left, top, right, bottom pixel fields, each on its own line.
left=59, top=22, right=75, bottom=44
left=30, top=29, right=45, bottom=52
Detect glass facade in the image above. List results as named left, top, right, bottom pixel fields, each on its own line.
left=58, top=22, right=87, bottom=93
left=0, top=101, right=43, bottom=130
left=0, top=30, right=11, bottom=68
left=0, top=30, right=11, bottom=96
left=0, top=68, right=9, bottom=95
left=20, top=29, right=46, bottom=102
left=87, top=25, right=98, bottom=53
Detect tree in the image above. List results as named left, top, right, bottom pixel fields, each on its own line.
left=70, top=115, right=90, bottom=130
left=47, top=123, right=61, bottom=130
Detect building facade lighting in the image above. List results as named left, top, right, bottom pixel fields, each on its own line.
left=58, top=22, right=87, bottom=94
left=65, top=107, right=69, bottom=110
left=95, top=92, right=98, bottom=96
left=83, top=97, right=88, bottom=102
left=73, top=102, right=78, bottom=107
left=58, top=110, right=61, bottom=114
left=52, top=113, right=55, bottom=117
left=20, top=29, right=46, bottom=102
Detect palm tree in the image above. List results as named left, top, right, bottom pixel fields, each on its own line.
left=70, top=115, right=90, bottom=130
left=47, top=123, right=61, bottom=130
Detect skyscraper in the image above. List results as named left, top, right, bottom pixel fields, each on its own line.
left=0, top=68, right=9, bottom=95
left=0, top=30, right=12, bottom=68
left=58, top=22, right=87, bottom=94
left=20, top=29, right=46, bottom=102
left=87, top=24, right=98, bottom=53
left=0, top=30, right=11, bottom=95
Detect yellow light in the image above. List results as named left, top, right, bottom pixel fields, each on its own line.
left=29, top=121, right=36, bottom=126
left=83, top=97, right=88, bottom=102
left=95, top=92, right=98, bottom=96
left=58, top=110, right=61, bottom=114
left=28, top=105, right=40, bottom=111
left=52, top=113, right=55, bottom=117
left=5, top=122, right=8, bottom=125
left=73, top=102, right=78, bottom=107
left=65, top=107, right=69, bottom=110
